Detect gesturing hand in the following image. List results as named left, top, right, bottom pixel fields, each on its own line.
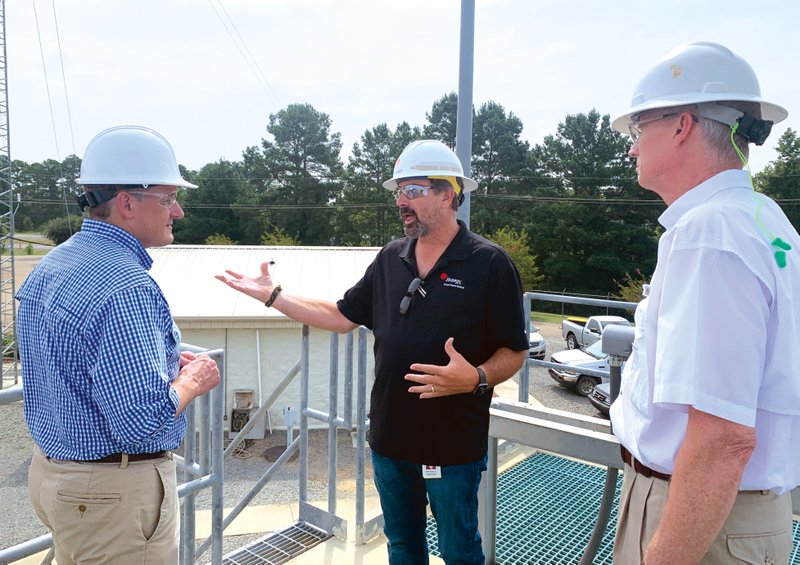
left=215, top=261, right=275, bottom=304
left=404, top=337, right=478, bottom=398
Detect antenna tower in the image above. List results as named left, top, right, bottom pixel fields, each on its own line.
left=0, top=0, right=18, bottom=389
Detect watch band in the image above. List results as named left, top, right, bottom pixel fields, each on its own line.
left=472, top=366, right=489, bottom=395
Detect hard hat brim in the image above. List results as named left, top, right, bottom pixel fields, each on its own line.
left=76, top=177, right=198, bottom=189
left=612, top=96, right=788, bottom=135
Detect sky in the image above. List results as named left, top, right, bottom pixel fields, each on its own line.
left=7, top=0, right=800, bottom=176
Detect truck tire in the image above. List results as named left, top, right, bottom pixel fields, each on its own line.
left=576, top=375, right=597, bottom=397
left=566, top=333, right=578, bottom=350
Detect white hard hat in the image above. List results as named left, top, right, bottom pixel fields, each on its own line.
left=77, top=125, right=197, bottom=188
left=611, top=42, right=788, bottom=134
left=382, top=140, right=478, bottom=193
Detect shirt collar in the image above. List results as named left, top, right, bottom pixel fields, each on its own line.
left=399, top=220, right=472, bottom=270
left=80, top=218, right=154, bottom=270
left=659, top=169, right=752, bottom=230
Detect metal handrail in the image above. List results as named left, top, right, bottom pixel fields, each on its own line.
left=0, top=344, right=225, bottom=565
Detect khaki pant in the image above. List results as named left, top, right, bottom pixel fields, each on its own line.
left=614, top=462, right=793, bottom=565
left=29, top=446, right=179, bottom=565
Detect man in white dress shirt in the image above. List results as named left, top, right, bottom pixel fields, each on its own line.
left=609, top=42, right=800, bottom=565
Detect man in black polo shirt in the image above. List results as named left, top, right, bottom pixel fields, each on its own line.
left=217, top=140, right=528, bottom=565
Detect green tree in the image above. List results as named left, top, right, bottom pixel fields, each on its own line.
left=525, top=109, right=661, bottom=295
left=205, top=233, right=236, bottom=245
left=487, top=227, right=544, bottom=291
left=173, top=160, right=255, bottom=244
left=242, top=103, right=343, bottom=245
left=44, top=216, right=77, bottom=245
left=335, top=122, right=421, bottom=246
left=423, top=93, right=459, bottom=148
left=612, top=269, right=651, bottom=307
left=13, top=156, right=82, bottom=231
left=469, top=101, right=533, bottom=237
left=755, top=128, right=800, bottom=230
left=260, top=226, right=298, bottom=245
left=471, top=101, right=529, bottom=195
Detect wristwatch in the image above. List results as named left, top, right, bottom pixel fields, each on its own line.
left=472, top=367, right=489, bottom=396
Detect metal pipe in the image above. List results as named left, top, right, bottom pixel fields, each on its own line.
left=343, top=332, right=354, bottom=430
left=328, top=332, right=339, bottom=514
left=181, top=399, right=197, bottom=565
left=210, top=350, right=225, bottom=565
left=355, top=327, right=370, bottom=544
left=299, top=325, right=310, bottom=502
left=578, top=356, right=624, bottom=564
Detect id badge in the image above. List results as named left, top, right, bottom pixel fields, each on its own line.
left=422, top=465, right=442, bottom=479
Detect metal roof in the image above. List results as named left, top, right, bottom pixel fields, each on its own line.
left=148, top=245, right=380, bottom=323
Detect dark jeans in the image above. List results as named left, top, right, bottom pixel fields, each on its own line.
left=372, top=450, right=487, bottom=565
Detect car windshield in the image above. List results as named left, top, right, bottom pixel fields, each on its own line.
left=584, top=339, right=607, bottom=360
left=531, top=325, right=540, bottom=333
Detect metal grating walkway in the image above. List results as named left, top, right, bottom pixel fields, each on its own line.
left=222, top=521, right=332, bottom=564
left=426, top=452, right=800, bottom=564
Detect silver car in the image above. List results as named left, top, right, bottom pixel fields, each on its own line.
left=589, top=382, right=611, bottom=416
left=529, top=325, right=546, bottom=360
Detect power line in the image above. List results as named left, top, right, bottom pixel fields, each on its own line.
left=207, top=0, right=280, bottom=107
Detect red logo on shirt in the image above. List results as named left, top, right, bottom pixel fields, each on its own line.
left=440, top=273, right=448, bottom=280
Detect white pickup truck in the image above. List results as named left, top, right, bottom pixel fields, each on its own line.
left=561, top=315, right=631, bottom=350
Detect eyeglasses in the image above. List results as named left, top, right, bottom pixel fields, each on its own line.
left=399, top=277, right=426, bottom=315
left=628, top=113, right=680, bottom=143
left=628, top=112, right=699, bottom=143
left=393, top=184, right=431, bottom=200
left=129, top=191, right=180, bottom=207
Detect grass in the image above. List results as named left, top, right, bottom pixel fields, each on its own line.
left=532, top=311, right=569, bottom=324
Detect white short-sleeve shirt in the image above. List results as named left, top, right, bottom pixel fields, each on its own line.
left=610, top=169, right=800, bottom=493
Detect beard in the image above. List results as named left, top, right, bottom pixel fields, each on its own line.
left=399, top=206, right=429, bottom=238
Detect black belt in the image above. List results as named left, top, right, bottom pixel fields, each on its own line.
left=620, top=446, right=671, bottom=481
left=84, top=451, right=168, bottom=463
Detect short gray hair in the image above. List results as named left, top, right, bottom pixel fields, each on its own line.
left=696, top=101, right=761, bottom=164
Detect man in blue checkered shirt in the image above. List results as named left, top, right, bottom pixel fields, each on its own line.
left=16, top=126, right=220, bottom=565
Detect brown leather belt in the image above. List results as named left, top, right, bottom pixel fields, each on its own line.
left=85, top=451, right=168, bottom=463
left=620, top=446, right=671, bottom=481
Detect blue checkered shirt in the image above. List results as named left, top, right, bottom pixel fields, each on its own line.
left=16, top=219, right=185, bottom=460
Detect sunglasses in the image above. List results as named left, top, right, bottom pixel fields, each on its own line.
left=399, top=277, right=426, bottom=315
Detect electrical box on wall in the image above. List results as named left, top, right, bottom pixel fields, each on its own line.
left=231, top=408, right=250, bottom=432
left=229, top=389, right=265, bottom=439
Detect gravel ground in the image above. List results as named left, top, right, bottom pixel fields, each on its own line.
left=525, top=322, right=609, bottom=419
left=1, top=321, right=600, bottom=560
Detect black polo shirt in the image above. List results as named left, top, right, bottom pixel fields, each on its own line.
left=337, top=221, right=528, bottom=465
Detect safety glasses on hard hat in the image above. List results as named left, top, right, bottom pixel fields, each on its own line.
left=393, top=184, right=431, bottom=200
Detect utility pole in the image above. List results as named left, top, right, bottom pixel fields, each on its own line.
left=455, top=0, right=475, bottom=228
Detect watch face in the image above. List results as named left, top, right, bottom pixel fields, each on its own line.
left=473, top=383, right=489, bottom=396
